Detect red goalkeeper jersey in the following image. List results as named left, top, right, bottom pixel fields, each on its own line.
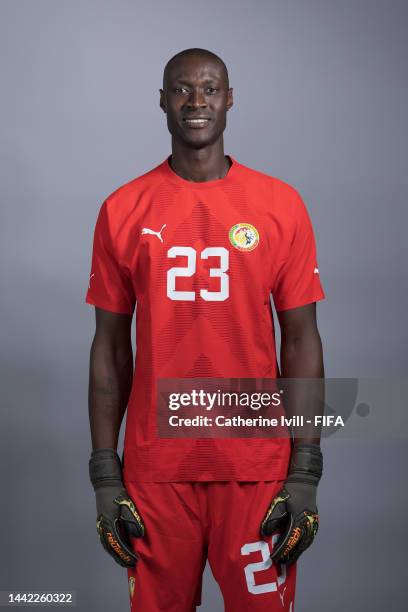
left=85, top=155, right=325, bottom=482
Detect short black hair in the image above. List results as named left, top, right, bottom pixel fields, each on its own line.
left=163, top=48, right=229, bottom=89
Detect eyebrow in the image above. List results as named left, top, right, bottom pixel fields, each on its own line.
left=171, top=77, right=222, bottom=85
left=169, top=79, right=221, bottom=87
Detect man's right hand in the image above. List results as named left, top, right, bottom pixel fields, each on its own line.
left=89, top=449, right=144, bottom=568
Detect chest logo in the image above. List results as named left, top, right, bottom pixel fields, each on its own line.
left=229, top=223, right=259, bottom=252
left=141, top=223, right=166, bottom=242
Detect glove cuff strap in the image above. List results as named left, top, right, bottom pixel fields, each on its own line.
left=89, top=448, right=123, bottom=490
left=287, top=443, right=323, bottom=484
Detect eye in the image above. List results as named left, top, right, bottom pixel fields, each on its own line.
left=206, top=87, right=218, bottom=94
left=174, top=87, right=189, bottom=94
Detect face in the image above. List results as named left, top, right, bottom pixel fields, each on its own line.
left=160, top=55, right=233, bottom=149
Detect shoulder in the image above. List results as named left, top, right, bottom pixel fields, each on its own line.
left=104, top=162, right=164, bottom=210
left=236, top=160, right=305, bottom=218
left=96, top=161, right=165, bottom=231
left=91, top=162, right=164, bottom=240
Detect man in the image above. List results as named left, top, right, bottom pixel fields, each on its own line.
left=86, top=48, right=325, bottom=611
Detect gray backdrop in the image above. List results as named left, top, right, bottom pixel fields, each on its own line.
left=1, top=0, right=407, bottom=610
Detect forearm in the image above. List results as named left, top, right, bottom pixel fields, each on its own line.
left=280, top=328, right=324, bottom=445
left=88, top=336, right=133, bottom=450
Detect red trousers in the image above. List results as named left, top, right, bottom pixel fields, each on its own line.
left=124, top=481, right=296, bottom=611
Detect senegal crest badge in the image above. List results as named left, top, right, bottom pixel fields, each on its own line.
left=229, top=223, right=259, bottom=252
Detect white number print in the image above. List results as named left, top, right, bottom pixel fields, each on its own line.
left=200, top=247, right=229, bottom=301
left=167, top=246, right=229, bottom=302
left=241, top=535, right=286, bottom=596
left=167, top=246, right=196, bottom=301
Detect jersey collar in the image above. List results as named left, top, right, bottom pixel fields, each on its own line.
left=160, top=155, right=240, bottom=189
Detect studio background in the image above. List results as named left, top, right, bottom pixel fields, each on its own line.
left=1, top=1, right=407, bottom=610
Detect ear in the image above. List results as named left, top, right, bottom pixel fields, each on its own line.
left=226, top=87, right=234, bottom=111
left=159, top=89, right=167, bottom=114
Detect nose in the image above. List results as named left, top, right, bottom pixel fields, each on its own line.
left=186, top=88, right=207, bottom=109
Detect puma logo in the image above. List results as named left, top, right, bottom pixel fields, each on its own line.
left=279, top=585, right=287, bottom=607
left=141, top=224, right=166, bottom=242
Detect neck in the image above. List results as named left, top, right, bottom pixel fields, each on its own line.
left=169, top=140, right=230, bottom=183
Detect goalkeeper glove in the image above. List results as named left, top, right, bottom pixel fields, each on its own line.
left=89, top=448, right=144, bottom=568
left=261, top=443, right=322, bottom=565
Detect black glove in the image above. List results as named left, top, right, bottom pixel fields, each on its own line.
left=89, top=448, right=144, bottom=568
left=260, top=443, right=322, bottom=565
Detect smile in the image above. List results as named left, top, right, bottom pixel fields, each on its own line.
left=183, top=118, right=211, bottom=128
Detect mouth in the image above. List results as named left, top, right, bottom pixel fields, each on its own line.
left=182, top=118, right=211, bottom=129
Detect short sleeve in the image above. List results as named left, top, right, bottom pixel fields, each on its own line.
left=272, top=191, right=325, bottom=312
left=85, top=201, right=136, bottom=314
